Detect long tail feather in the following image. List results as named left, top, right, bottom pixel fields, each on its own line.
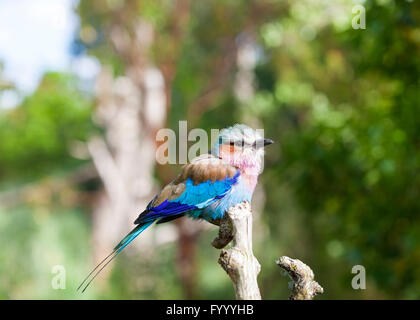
left=80, top=250, right=119, bottom=293
left=76, top=249, right=116, bottom=291
left=77, top=221, right=154, bottom=293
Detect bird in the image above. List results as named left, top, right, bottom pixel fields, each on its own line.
left=78, top=124, right=273, bottom=292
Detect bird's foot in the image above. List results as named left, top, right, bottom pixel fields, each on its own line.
left=211, top=215, right=233, bottom=249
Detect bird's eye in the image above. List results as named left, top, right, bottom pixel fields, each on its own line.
left=229, top=141, right=244, bottom=147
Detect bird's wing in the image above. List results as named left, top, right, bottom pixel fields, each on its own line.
left=134, top=154, right=239, bottom=225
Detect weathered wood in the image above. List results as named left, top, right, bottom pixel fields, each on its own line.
left=212, top=201, right=261, bottom=300
left=276, top=256, right=324, bottom=300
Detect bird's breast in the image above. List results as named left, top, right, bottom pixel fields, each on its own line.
left=240, top=173, right=259, bottom=194
left=197, top=176, right=254, bottom=221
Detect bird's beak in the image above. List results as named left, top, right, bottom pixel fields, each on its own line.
left=263, top=138, right=274, bottom=146
left=253, top=138, right=274, bottom=148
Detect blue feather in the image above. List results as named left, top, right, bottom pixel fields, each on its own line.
left=114, top=221, right=154, bottom=253
left=174, top=171, right=240, bottom=208
left=138, top=171, right=240, bottom=223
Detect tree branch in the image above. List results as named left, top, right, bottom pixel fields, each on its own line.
left=212, top=201, right=261, bottom=300
left=276, top=256, right=324, bottom=300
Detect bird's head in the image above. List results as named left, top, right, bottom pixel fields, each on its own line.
left=211, top=124, right=273, bottom=175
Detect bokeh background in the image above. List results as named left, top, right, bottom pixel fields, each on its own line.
left=0, top=0, right=419, bottom=299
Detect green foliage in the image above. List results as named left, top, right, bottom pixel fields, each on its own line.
left=0, top=206, right=92, bottom=299
left=0, top=72, right=93, bottom=182
left=255, top=0, right=420, bottom=299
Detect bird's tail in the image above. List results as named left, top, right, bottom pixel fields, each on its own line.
left=77, top=220, right=155, bottom=293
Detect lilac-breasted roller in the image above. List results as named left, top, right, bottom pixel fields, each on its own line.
left=78, top=124, right=273, bottom=292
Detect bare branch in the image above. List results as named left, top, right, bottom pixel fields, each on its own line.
left=276, top=256, right=324, bottom=300
left=213, top=201, right=261, bottom=300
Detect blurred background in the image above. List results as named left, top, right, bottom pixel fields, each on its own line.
left=0, top=0, right=419, bottom=299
